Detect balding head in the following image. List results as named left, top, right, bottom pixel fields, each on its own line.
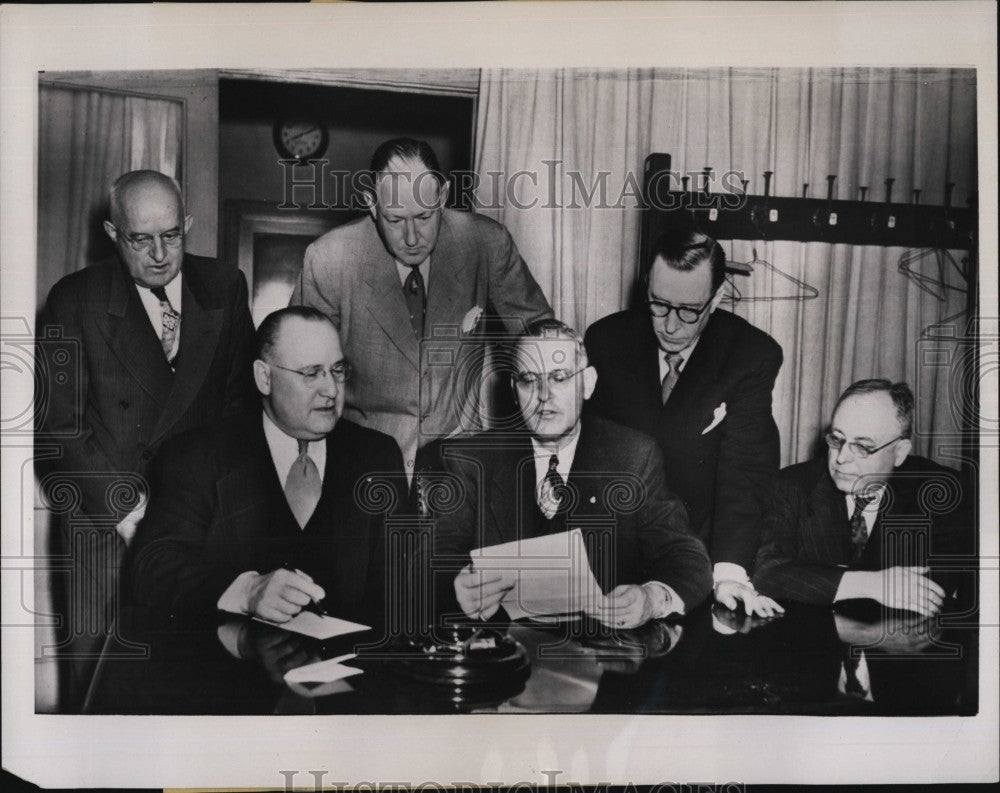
left=103, top=170, right=191, bottom=289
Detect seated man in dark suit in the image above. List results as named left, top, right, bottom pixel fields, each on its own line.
left=431, top=319, right=712, bottom=629
left=753, top=379, right=971, bottom=616
left=129, top=307, right=404, bottom=629
left=585, top=226, right=783, bottom=617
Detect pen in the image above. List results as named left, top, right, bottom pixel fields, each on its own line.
left=283, top=564, right=328, bottom=617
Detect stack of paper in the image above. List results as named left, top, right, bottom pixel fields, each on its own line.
left=470, top=528, right=608, bottom=620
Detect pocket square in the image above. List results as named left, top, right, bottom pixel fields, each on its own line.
left=702, top=402, right=727, bottom=435
left=461, top=305, right=484, bottom=334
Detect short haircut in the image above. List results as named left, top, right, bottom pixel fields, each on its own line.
left=369, top=137, right=444, bottom=185
left=255, top=306, right=335, bottom=361
left=834, top=378, right=915, bottom=439
left=647, top=227, right=727, bottom=293
left=516, top=318, right=588, bottom=368
left=108, top=170, right=184, bottom=229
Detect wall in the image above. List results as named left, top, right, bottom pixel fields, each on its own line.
left=40, top=70, right=220, bottom=257
left=219, top=78, right=475, bottom=229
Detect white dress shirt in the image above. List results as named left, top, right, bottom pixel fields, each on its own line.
left=135, top=274, right=183, bottom=361
left=216, top=413, right=327, bottom=614
left=529, top=430, right=684, bottom=618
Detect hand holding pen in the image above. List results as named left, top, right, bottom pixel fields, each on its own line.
left=246, top=566, right=327, bottom=623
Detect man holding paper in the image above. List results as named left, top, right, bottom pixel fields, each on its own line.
left=129, top=306, right=405, bottom=628
left=431, top=319, right=712, bottom=629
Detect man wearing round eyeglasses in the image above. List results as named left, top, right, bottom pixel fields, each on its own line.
left=585, top=226, right=784, bottom=619
left=753, top=379, right=971, bottom=615
left=429, top=319, right=712, bottom=631
left=37, top=169, right=256, bottom=710
left=130, top=307, right=405, bottom=628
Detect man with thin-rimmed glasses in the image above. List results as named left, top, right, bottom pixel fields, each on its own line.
left=129, top=306, right=405, bottom=627
left=585, top=226, right=785, bottom=618
left=753, top=379, right=972, bottom=614
left=36, top=169, right=256, bottom=710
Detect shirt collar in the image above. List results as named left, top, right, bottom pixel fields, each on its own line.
left=658, top=333, right=701, bottom=376
left=261, top=410, right=326, bottom=485
left=395, top=256, right=431, bottom=288
left=135, top=273, right=183, bottom=308
left=530, top=427, right=582, bottom=481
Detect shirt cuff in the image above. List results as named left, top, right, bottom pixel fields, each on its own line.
left=216, top=571, right=259, bottom=615
left=642, top=581, right=685, bottom=618
left=114, top=501, right=148, bottom=546
left=216, top=620, right=250, bottom=659
left=713, top=562, right=750, bottom=586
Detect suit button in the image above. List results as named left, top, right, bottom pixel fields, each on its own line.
left=119, top=400, right=129, bottom=410
left=141, top=450, right=153, bottom=461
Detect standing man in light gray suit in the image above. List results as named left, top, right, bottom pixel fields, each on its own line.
left=293, top=138, right=552, bottom=477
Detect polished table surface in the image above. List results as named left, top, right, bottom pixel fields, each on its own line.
left=85, top=601, right=978, bottom=716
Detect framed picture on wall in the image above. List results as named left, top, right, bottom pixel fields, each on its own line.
left=222, top=200, right=361, bottom=326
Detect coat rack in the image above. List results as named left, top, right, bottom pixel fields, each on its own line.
left=640, top=153, right=977, bottom=257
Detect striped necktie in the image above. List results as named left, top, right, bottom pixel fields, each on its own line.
left=150, top=286, right=180, bottom=365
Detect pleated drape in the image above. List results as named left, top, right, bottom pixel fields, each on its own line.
left=474, top=67, right=976, bottom=465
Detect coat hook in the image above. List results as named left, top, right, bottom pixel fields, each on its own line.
left=944, top=181, right=955, bottom=209
left=912, top=189, right=921, bottom=205
left=763, top=171, right=773, bottom=199
left=701, top=167, right=713, bottom=197
left=858, top=186, right=868, bottom=202
left=802, top=183, right=809, bottom=199
left=884, top=178, right=895, bottom=205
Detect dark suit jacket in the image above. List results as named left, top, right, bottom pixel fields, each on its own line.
left=36, top=254, right=257, bottom=521
left=752, top=456, right=973, bottom=605
left=584, top=308, right=783, bottom=570
left=429, top=416, right=713, bottom=620
left=128, top=413, right=405, bottom=628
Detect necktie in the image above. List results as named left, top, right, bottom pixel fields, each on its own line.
left=403, top=265, right=426, bottom=338
left=150, top=286, right=180, bottom=365
left=284, top=440, right=321, bottom=528
left=660, top=352, right=684, bottom=405
left=841, top=648, right=870, bottom=698
left=849, top=494, right=874, bottom=562
left=537, top=454, right=565, bottom=519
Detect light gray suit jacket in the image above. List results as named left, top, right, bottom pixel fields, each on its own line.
left=293, top=209, right=552, bottom=469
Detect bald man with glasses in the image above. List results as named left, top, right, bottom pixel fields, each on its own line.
left=37, top=169, right=256, bottom=709
left=752, top=379, right=973, bottom=615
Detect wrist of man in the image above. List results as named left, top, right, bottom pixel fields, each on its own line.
left=713, top=562, right=751, bottom=587
left=642, top=581, right=684, bottom=619
left=217, top=570, right=261, bottom=615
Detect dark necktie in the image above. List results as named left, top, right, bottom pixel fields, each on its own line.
left=537, top=454, right=565, bottom=519
left=403, top=265, right=426, bottom=338
left=849, top=494, right=874, bottom=562
left=660, top=352, right=684, bottom=405
left=284, top=440, right=321, bottom=528
left=150, top=286, right=180, bottom=365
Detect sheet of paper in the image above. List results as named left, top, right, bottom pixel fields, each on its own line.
left=251, top=612, right=370, bottom=640
left=283, top=655, right=363, bottom=684
left=470, top=528, right=608, bottom=620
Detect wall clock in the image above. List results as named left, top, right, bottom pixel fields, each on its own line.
left=273, top=119, right=329, bottom=163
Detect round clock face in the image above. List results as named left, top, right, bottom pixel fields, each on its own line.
left=273, top=120, right=329, bottom=162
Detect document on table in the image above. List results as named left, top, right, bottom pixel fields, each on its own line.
left=250, top=611, right=371, bottom=640
left=470, top=528, right=608, bottom=620
left=283, top=653, right=363, bottom=684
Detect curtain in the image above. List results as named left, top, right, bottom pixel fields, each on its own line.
left=36, top=85, right=183, bottom=309
left=473, top=68, right=977, bottom=465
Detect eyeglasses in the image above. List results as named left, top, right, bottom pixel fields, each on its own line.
left=271, top=361, right=353, bottom=385
left=115, top=226, right=185, bottom=253
left=646, top=296, right=713, bottom=324
left=824, top=430, right=903, bottom=459
left=512, top=367, right=586, bottom=390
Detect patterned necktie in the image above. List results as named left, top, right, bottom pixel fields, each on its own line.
left=284, top=440, right=321, bottom=528
left=849, top=494, right=874, bottom=562
left=537, top=454, right=565, bottom=519
left=150, top=286, right=180, bottom=365
left=403, top=265, right=426, bottom=338
left=660, top=351, right=684, bottom=405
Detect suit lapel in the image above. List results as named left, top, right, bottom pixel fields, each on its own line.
left=664, top=311, right=728, bottom=410
left=102, top=261, right=173, bottom=407
left=362, top=242, right=420, bottom=371
left=629, top=318, right=665, bottom=417
left=215, top=419, right=277, bottom=540
left=424, top=218, right=465, bottom=333
left=151, top=259, right=225, bottom=444
left=486, top=438, right=533, bottom=544
left=809, top=472, right=852, bottom=564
